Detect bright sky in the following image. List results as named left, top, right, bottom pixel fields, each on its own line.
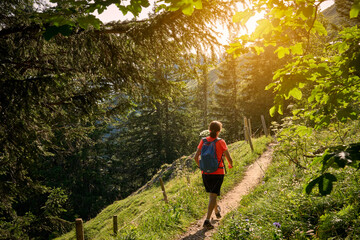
left=94, top=2, right=154, bottom=22
left=45, top=0, right=335, bottom=45
left=96, top=0, right=335, bottom=22
left=95, top=0, right=334, bottom=45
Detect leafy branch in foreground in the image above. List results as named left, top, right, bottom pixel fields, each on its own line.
left=305, top=142, right=360, bottom=196
left=227, top=0, right=360, bottom=195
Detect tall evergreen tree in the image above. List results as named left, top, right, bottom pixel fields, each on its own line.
left=108, top=69, right=198, bottom=196
left=211, top=54, right=243, bottom=142
left=240, top=46, right=287, bottom=135
left=187, top=52, right=222, bottom=138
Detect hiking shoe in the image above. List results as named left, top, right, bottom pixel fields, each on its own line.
left=215, top=205, right=221, bottom=219
left=203, top=219, right=214, bottom=229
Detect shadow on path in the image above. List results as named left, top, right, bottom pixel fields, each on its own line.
left=181, top=229, right=207, bottom=240
left=181, top=219, right=220, bottom=240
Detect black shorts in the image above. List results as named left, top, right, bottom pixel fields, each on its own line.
left=202, top=174, right=224, bottom=196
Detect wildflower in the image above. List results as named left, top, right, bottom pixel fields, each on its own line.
left=245, top=218, right=249, bottom=222
left=264, top=191, right=267, bottom=194
left=273, top=222, right=281, bottom=228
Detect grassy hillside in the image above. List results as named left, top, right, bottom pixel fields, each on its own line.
left=56, top=136, right=272, bottom=240
left=215, top=120, right=360, bottom=239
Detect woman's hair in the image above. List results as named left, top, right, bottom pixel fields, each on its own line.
left=209, top=121, right=222, bottom=138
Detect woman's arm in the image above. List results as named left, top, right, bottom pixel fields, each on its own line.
left=194, top=148, right=201, bottom=167
left=224, top=149, right=233, bottom=168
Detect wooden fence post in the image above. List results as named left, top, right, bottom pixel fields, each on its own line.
left=248, top=118, right=252, bottom=138
left=159, top=177, right=168, bottom=203
left=244, top=117, right=254, bottom=152
left=75, top=218, right=84, bottom=240
left=261, top=115, right=269, bottom=137
left=113, top=215, right=118, bottom=235
left=243, top=117, right=249, bottom=142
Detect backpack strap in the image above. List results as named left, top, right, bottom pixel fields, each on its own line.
left=215, top=138, right=227, bottom=174
left=202, top=137, right=220, bottom=144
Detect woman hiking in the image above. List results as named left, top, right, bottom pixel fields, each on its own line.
left=194, top=121, right=233, bottom=229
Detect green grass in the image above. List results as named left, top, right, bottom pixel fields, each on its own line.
left=55, top=136, right=272, bottom=240
left=214, top=121, right=360, bottom=240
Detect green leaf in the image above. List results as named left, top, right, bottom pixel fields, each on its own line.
left=48, top=15, right=73, bottom=27
left=312, top=20, right=327, bottom=36
left=252, top=19, right=272, bottom=39
left=193, top=0, right=202, bottom=9
left=288, top=87, right=302, bottom=100
left=290, top=43, right=303, bottom=55
left=121, top=0, right=150, bottom=17
left=269, top=105, right=276, bottom=117
left=319, top=173, right=337, bottom=196
left=166, top=0, right=203, bottom=16
left=320, top=93, right=329, bottom=104
left=336, top=107, right=356, bottom=122
left=305, top=176, right=321, bottom=194
left=275, top=46, right=290, bottom=58
left=77, top=15, right=101, bottom=30
left=322, top=154, right=336, bottom=172
left=350, top=2, right=360, bottom=18
left=302, top=5, right=314, bottom=18
left=117, top=5, right=129, bottom=15
left=271, top=18, right=280, bottom=27
left=292, top=108, right=301, bottom=115
left=141, top=0, right=150, bottom=8
left=181, top=3, right=194, bottom=15
left=310, top=155, right=324, bottom=167
left=316, top=116, right=331, bottom=128
left=295, top=125, right=312, bottom=137
left=265, top=82, right=276, bottom=90
left=253, top=46, right=264, bottom=55
left=233, top=10, right=254, bottom=25
left=305, top=173, right=337, bottom=195
left=337, top=42, right=349, bottom=54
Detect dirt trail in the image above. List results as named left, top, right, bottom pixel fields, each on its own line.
left=176, top=144, right=275, bottom=240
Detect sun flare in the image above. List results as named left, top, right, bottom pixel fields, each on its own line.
left=214, top=12, right=263, bottom=45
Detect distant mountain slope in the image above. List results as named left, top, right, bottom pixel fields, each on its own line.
left=322, top=0, right=360, bottom=27
left=322, top=3, right=341, bottom=26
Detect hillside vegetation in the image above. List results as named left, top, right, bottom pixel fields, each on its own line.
left=56, top=136, right=272, bottom=239
left=215, top=120, right=360, bottom=239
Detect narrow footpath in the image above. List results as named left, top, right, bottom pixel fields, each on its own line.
left=176, top=144, right=275, bottom=240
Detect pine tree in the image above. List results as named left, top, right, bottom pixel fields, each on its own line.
left=240, top=46, right=286, bottom=135
left=186, top=52, right=219, bottom=136
left=109, top=71, right=198, bottom=195
left=212, top=54, right=244, bottom=142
